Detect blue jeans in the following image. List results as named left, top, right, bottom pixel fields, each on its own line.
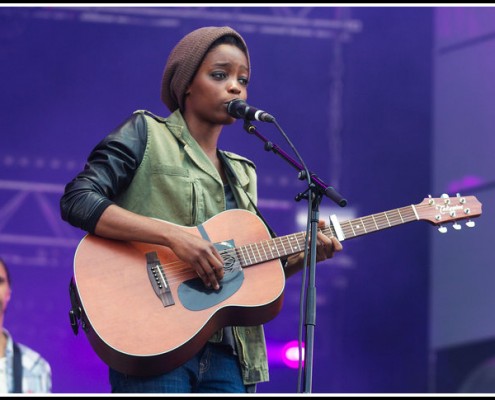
left=109, top=343, right=256, bottom=393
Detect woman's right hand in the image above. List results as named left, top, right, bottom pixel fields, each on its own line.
left=168, top=229, right=225, bottom=290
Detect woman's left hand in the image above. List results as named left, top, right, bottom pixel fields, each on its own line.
left=284, top=220, right=343, bottom=277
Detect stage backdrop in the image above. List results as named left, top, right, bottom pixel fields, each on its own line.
left=431, top=7, right=495, bottom=393
left=0, top=6, right=434, bottom=393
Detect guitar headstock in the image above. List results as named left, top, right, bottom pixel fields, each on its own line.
left=416, top=193, right=482, bottom=231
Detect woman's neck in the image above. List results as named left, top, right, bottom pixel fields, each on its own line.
left=183, top=112, right=227, bottom=181
left=185, top=116, right=222, bottom=156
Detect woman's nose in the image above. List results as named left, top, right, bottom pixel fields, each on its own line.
left=227, top=80, right=242, bottom=94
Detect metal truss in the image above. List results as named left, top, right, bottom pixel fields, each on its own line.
left=0, top=179, right=80, bottom=247
left=1, top=6, right=362, bottom=40
left=0, top=178, right=83, bottom=267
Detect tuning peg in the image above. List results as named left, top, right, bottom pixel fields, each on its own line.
left=456, top=193, right=466, bottom=204
left=438, top=226, right=447, bottom=233
left=466, top=220, right=476, bottom=228
left=441, top=193, right=451, bottom=205
left=453, top=222, right=461, bottom=230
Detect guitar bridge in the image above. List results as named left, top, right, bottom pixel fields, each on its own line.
left=146, top=251, right=175, bottom=307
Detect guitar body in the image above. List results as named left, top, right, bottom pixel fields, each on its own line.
left=72, top=209, right=285, bottom=376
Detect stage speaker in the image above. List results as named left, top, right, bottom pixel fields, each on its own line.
left=434, top=337, right=495, bottom=393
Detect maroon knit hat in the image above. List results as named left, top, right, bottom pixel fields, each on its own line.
left=161, top=26, right=250, bottom=113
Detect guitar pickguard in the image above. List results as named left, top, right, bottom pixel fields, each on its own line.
left=177, top=238, right=244, bottom=311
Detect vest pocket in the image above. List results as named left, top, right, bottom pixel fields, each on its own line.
left=149, top=165, right=196, bottom=225
left=191, top=179, right=205, bottom=225
left=151, top=164, right=189, bottom=177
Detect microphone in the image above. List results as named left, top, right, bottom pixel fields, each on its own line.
left=227, top=99, right=275, bottom=123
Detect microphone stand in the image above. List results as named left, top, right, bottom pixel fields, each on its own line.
left=242, top=120, right=347, bottom=393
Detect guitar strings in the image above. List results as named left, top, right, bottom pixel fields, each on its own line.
left=154, top=201, right=469, bottom=286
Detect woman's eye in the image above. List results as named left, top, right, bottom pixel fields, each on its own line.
left=239, top=78, right=249, bottom=86
left=211, top=72, right=226, bottom=80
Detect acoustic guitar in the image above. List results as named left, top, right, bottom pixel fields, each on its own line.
left=69, top=194, right=482, bottom=376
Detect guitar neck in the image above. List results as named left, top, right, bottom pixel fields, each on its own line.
left=232, top=195, right=481, bottom=269
left=235, top=205, right=417, bottom=268
left=323, top=204, right=418, bottom=241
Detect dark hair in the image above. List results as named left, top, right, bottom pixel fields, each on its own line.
left=0, top=257, right=10, bottom=286
left=209, top=34, right=248, bottom=55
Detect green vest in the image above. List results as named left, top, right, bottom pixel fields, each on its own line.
left=116, top=109, right=269, bottom=385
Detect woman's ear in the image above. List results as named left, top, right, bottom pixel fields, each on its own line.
left=1, top=287, right=11, bottom=314
left=5, top=287, right=11, bottom=306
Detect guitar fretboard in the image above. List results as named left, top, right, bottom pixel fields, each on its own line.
left=232, top=205, right=418, bottom=268
left=329, top=204, right=418, bottom=240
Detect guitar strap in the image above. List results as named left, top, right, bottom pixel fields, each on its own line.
left=196, top=224, right=212, bottom=242
left=219, top=153, right=290, bottom=268
left=12, top=341, right=22, bottom=393
left=218, top=150, right=278, bottom=239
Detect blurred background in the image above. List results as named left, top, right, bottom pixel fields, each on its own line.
left=0, top=5, right=494, bottom=394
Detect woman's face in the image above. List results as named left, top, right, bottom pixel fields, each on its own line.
left=184, top=43, right=249, bottom=125
left=0, top=262, right=11, bottom=317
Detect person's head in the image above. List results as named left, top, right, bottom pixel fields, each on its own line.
left=0, top=257, right=12, bottom=317
left=161, top=26, right=250, bottom=118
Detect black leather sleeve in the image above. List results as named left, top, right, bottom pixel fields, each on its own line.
left=60, top=112, right=148, bottom=234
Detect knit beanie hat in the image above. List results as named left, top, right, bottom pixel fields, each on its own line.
left=161, top=26, right=250, bottom=113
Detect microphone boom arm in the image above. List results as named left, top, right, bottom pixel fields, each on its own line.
left=242, top=121, right=347, bottom=207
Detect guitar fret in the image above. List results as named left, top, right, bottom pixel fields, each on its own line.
left=347, top=221, right=357, bottom=237
left=288, top=235, right=301, bottom=253
left=380, top=213, right=392, bottom=228
left=249, top=243, right=258, bottom=263
left=368, top=216, right=379, bottom=232
left=293, top=233, right=304, bottom=251
left=265, top=240, right=275, bottom=260
left=349, top=220, right=366, bottom=236
left=241, top=245, right=252, bottom=266
left=371, top=214, right=382, bottom=229
left=260, top=240, right=269, bottom=262
left=286, top=236, right=295, bottom=254
left=360, top=217, right=371, bottom=233
left=278, top=237, right=288, bottom=257
left=281, top=238, right=288, bottom=254
left=269, top=241, right=279, bottom=259
left=245, top=244, right=254, bottom=264
left=287, top=235, right=299, bottom=254
left=371, top=214, right=379, bottom=230
left=385, top=207, right=415, bottom=226
left=342, top=222, right=350, bottom=237
left=273, top=238, right=282, bottom=258
left=385, top=210, right=400, bottom=225
left=323, top=226, right=333, bottom=238
left=383, top=212, right=391, bottom=226
left=252, top=243, right=262, bottom=263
